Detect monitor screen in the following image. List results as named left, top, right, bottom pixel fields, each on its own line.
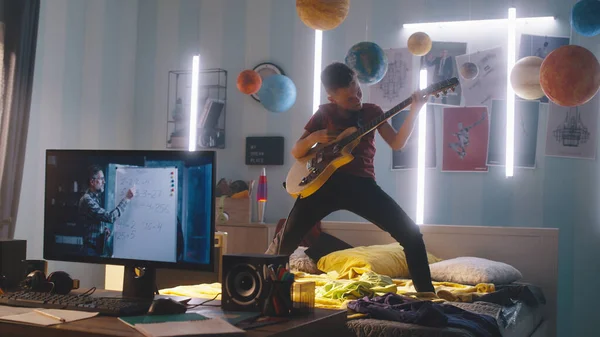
left=43, top=150, right=216, bottom=271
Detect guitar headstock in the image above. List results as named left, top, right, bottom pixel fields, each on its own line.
left=421, top=77, right=460, bottom=98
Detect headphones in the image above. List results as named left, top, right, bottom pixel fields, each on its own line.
left=21, top=270, right=80, bottom=295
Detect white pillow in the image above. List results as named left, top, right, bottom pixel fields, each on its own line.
left=289, top=246, right=321, bottom=274
left=429, top=257, right=522, bottom=285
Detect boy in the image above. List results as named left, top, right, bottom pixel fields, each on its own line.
left=266, top=62, right=435, bottom=293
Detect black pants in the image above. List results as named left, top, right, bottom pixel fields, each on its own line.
left=275, top=171, right=435, bottom=293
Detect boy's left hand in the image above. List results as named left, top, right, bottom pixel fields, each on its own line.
left=411, top=91, right=428, bottom=112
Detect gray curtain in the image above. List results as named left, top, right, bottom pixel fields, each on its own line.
left=0, top=0, right=40, bottom=239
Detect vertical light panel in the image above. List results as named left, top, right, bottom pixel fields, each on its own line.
left=313, top=30, right=323, bottom=114
left=188, top=55, right=200, bottom=151
left=506, top=8, right=516, bottom=177
left=416, top=69, right=427, bottom=225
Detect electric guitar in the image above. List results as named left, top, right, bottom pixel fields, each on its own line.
left=285, top=77, right=460, bottom=199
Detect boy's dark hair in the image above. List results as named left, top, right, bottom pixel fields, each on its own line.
left=321, top=62, right=356, bottom=92
left=87, top=164, right=103, bottom=186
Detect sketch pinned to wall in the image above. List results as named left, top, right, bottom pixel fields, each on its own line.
left=518, top=34, right=570, bottom=103
left=487, top=100, right=540, bottom=168
left=442, top=106, right=489, bottom=172
left=420, top=41, right=466, bottom=106
left=390, top=106, right=436, bottom=170
left=545, top=96, right=598, bottom=160
left=370, top=48, right=413, bottom=110
left=455, top=46, right=506, bottom=108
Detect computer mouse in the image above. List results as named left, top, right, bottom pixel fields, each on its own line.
left=147, top=298, right=187, bottom=315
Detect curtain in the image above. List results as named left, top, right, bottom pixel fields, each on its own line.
left=0, top=0, right=40, bottom=239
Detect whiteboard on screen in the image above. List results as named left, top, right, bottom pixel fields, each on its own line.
left=112, top=167, right=178, bottom=262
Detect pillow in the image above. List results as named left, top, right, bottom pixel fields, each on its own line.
left=289, top=246, right=321, bottom=274
left=305, top=232, right=353, bottom=262
left=429, top=257, right=522, bottom=285
left=317, top=243, right=442, bottom=279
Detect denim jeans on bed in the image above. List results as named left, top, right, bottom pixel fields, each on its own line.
left=269, top=171, right=435, bottom=293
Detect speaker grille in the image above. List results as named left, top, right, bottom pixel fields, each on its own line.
left=224, top=263, right=263, bottom=307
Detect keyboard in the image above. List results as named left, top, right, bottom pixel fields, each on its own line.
left=0, top=291, right=153, bottom=316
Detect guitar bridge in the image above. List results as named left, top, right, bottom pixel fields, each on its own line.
left=299, top=167, right=319, bottom=186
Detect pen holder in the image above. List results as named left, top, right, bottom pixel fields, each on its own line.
left=292, top=281, right=315, bottom=314
left=262, top=280, right=294, bottom=317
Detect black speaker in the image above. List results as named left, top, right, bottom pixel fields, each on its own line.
left=0, top=239, right=26, bottom=291
left=221, top=254, right=288, bottom=311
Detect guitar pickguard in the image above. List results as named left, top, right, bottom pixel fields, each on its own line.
left=300, top=146, right=343, bottom=186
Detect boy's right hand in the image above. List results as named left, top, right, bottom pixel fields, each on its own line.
left=310, top=130, right=337, bottom=144
left=126, top=186, right=136, bottom=200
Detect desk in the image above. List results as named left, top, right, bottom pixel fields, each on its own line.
left=0, top=299, right=348, bottom=337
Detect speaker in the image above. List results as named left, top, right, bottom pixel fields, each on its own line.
left=221, top=254, right=288, bottom=311
left=0, top=239, right=26, bottom=291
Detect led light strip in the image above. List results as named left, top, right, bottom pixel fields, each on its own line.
left=416, top=69, right=427, bottom=225
left=189, top=55, right=200, bottom=151
left=506, top=8, right=516, bottom=177
left=313, top=30, right=323, bottom=114
left=403, top=16, right=554, bottom=29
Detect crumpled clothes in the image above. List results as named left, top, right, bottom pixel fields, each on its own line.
left=347, top=292, right=501, bottom=337
left=316, top=271, right=397, bottom=300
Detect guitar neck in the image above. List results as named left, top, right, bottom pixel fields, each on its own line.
left=338, top=96, right=413, bottom=147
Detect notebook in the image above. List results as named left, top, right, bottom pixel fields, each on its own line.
left=118, top=313, right=209, bottom=328
left=0, top=309, right=98, bottom=326
left=134, top=318, right=245, bottom=337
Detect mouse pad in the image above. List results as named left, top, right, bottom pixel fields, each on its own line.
left=118, top=313, right=208, bottom=328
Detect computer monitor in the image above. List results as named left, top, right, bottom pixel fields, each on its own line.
left=43, top=149, right=216, bottom=298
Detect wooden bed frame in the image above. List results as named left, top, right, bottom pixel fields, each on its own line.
left=319, top=221, right=559, bottom=337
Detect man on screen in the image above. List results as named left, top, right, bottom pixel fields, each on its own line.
left=78, top=165, right=136, bottom=256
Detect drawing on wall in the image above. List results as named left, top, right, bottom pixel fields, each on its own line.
left=390, top=106, right=436, bottom=170
left=455, top=46, right=506, bottom=109
left=487, top=100, right=540, bottom=168
left=518, top=34, right=570, bottom=103
left=370, top=48, right=413, bottom=110
left=420, top=41, right=466, bottom=106
left=442, top=106, right=489, bottom=172
left=545, top=96, right=598, bottom=160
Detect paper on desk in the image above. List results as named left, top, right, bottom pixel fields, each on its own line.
left=134, top=318, right=245, bottom=337
left=0, top=309, right=98, bottom=326
left=0, top=306, right=34, bottom=317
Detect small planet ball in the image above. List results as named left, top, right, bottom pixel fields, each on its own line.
left=296, top=0, right=350, bottom=31
left=459, top=62, right=479, bottom=80
left=407, top=32, right=432, bottom=56
left=540, top=45, right=600, bottom=107
left=571, top=0, right=600, bottom=37
left=257, top=74, right=297, bottom=113
left=345, top=41, right=388, bottom=85
left=510, top=56, right=545, bottom=100
left=237, top=70, right=262, bottom=95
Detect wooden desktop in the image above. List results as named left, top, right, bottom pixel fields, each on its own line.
left=0, top=299, right=348, bottom=337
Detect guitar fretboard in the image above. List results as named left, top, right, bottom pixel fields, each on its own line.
left=338, top=96, right=413, bottom=148
left=336, top=77, right=459, bottom=148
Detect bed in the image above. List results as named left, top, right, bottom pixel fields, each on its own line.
left=317, top=221, right=558, bottom=337
left=158, top=221, right=558, bottom=337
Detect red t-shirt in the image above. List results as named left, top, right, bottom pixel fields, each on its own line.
left=304, top=103, right=384, bottom=179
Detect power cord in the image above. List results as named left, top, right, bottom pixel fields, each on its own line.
left=186, top=293, right=221, bottom=308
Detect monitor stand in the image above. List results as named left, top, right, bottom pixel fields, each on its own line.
left=122, top=265, right=156, bottom=300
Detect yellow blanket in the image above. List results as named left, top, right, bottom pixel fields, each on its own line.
left=159, top=272, right=496, bottom=311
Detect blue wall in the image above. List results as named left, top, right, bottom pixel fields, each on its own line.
left=131, top=1, right=597, bottom=336
left=16, top=0, right=600, bottom=336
